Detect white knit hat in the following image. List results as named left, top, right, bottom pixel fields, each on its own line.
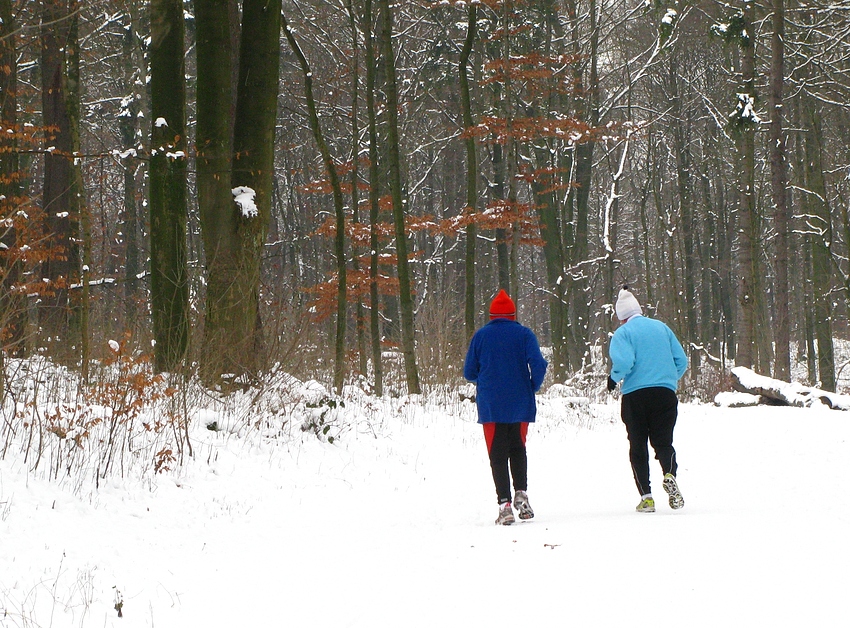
left=615, top=287, right=642, bottom=321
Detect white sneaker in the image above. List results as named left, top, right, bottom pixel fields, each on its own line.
left=495, top=502, right=515, bottom=525
left=513, top=490, right=534, bottom=520
left=663, top=473, right=685, bottom=509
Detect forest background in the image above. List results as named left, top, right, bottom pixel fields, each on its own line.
left=1, top=0, right=849, bottom=410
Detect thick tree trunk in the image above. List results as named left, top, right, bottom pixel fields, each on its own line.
left=150, top=0, right=189, bottom=372
left=567, top=0, right=596, bottom=368
left=195, top=0, right=235, bottom=381
left=534, top=162, right=568, bottom=381
left=63, top=7, right=89, bottom=378
left=40, top=0, right=80, bottom=361
left=378, top=0, right=420, bottom=394
left=225, top=0, right=281, bottom=377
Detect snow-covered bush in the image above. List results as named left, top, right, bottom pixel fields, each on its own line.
left=1, top=340, right=187, bottom=489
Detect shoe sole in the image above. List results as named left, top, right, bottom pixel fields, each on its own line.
left=516, top=506, right=534, bottom=520
left=514, top=492, right=535, bottom=520
left=636, top=506, right=655, bottom=513
left=514, top=499, right=534, bottom=520
left=663, top=476, right=685, bottom=510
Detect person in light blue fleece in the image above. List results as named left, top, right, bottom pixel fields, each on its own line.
left=608, top=286, right=688, bottom=513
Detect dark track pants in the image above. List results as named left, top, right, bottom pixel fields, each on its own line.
left=483, top=422, right=528, bottom=504
left=621, top=387, right=678, bottom=496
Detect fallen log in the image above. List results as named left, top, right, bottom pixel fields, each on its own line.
left=727, top=367, right=850, bottom=411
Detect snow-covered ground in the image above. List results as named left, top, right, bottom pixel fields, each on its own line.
left=2, top=389, right=848, bottom=627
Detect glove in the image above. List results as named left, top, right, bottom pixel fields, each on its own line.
left=607, top=376, right=617, bottom=392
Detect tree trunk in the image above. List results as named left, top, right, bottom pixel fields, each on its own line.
left=150, top=0, right=189, bottom=373
left=567, top=0, right=597, bottom=368
left=637, top=135, right=656, bottom=316
left=492, top=141, right=510, bottom=291
left=195, top=0, right=235, bottom=381
left=700, top=172, right=720, bottom=358
left=63, top=7, right=89, bottom=379
left=502, top=1, right=519, bottom=303
left=459, top=3, right=477, bottom=341
left=0, top=0, right=20, bottom=398
left=121, top=7, right=142, bottom=306
left=0, top=0, right=25, bottom=367
left=346, top=1, right=368, bottom=377
left=602, top=135, right=627, bottom=359
left=802, top=236, right=817, bottom=385
left=769, top=0, right=791, bottom=380
left=733, top=3, right=758, bottom=370
left=224, top=0, right=281, bottom=377
left=282, top=12, right=348, bottom=395
left=534, top=161, right=568, bottom=381
left=802, top=95, right=835, bottom=391
left=377, top=0, right=420, bottom=394
left=731, top=367, right=846, bottom=409
left=0, top=0, right=16, bottom=211
left=40, top=0, right=80, bottom=361
left=708, top=123, right=736, bottom=361
left=669, top=57, right=699, bottom=372
left=0, top=0, right=13, bottom=202
left=359, top=0, right=383, bottom=396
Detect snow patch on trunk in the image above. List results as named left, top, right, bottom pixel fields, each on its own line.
left=232, top=186, right=258, bottom=218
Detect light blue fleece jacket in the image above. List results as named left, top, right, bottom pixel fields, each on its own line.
left=609, top=315, right=688, bottom=395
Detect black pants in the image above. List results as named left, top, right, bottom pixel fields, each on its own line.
left=621, top=387, right=678, bottom=496
left=484, top=422, right=528, bottom=504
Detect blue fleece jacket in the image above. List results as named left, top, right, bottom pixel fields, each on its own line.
left=609, top=315, right=688, bottom=395
left=464, top=319, right=548, bottom=424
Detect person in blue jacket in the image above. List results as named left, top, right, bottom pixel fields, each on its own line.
left=608, top=286, right=688, bottom=513
left=464, top=289, right=548, bottom=525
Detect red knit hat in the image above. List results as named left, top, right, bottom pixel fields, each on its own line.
left=489, top=289, right=516, bottom=320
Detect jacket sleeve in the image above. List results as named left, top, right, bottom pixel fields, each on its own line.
left=525, top=330, right=548, bottom=392
left=609, top=329, right=634, bottom=383
left=669, top=328, right=689, bottom=379
left=463, top=335, right=479, bottom=382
